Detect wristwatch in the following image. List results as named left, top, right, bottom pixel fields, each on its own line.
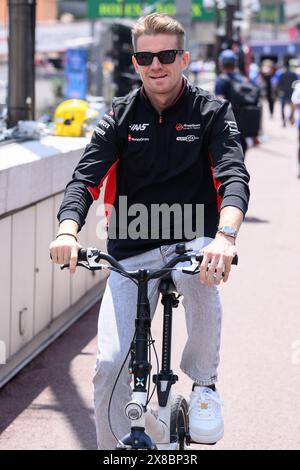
left=217, top=225, right=237, bottom=239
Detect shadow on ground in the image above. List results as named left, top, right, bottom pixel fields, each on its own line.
left=244, top=216, right=269, bottom=224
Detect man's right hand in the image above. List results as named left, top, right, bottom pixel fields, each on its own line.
left=49, top=235, right=81, bottom=274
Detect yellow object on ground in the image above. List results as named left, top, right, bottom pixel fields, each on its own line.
left=54, top=99, right=98, bottom=137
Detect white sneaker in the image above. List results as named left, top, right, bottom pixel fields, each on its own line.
left=188, top=386, right=224, bottom=444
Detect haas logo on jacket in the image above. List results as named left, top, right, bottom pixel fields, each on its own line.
left=129, top=123, right=150, bottom=131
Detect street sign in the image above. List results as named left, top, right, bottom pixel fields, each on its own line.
left=87, top=0, right=214, bottom=21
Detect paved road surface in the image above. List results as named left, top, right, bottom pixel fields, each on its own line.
left=1, top=101, right=300, bottom=450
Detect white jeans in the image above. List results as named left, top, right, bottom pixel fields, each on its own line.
left=93, top=237, right=223, bottom=449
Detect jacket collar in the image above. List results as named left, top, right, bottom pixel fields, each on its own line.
left=140, top=76, right=188, bottom=117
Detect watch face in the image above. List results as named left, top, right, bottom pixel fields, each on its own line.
left=219, top=226, right=237, bottom=237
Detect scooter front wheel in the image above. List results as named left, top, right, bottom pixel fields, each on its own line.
left=170, top=395, right=189, bottom=450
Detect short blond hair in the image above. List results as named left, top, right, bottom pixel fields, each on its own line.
left=132, top=13, right=185, bottom=51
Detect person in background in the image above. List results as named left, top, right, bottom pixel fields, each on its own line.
left=290, top=80, right=300, bottom=178
left=215, top=49, right=248, bottom=155
left=273, top=60, right=299, bottom=127
left=249, top=58, right=260, bottom=87
left=260, top=59, right=276, bottom=118
left=189, top=56, right=203, bottom=85
left=232, top=39, right=246, bottom=76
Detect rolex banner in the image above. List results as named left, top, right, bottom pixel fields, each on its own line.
left=87, top=0, right=214, bottom=21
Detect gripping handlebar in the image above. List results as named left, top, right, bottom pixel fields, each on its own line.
left=77, top=249, right=88, bottom=262
left=59, top=243, right=238, bottom=282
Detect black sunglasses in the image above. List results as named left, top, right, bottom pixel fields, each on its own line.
left=134, top=49, right=184, bottom=66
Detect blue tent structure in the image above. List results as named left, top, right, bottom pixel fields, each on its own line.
left=250, top=40, right=300, bottom=63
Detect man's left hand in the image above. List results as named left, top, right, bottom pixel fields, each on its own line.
left=199, top=234, right=237, bottom=287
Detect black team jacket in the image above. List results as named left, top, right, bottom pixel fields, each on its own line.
left=58, top=78, right=250, bottom=260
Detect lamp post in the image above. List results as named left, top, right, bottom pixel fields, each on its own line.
left=7, top=0, right=36, bottom=128
left=225, top=0, right=235, bottom=43
left=175, top=0, right=192, bottom=49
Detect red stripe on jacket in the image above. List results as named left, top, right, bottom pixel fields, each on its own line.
left=87, top=159, right=119, bottom=221
left=209, top=153, right=222, bottom=212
